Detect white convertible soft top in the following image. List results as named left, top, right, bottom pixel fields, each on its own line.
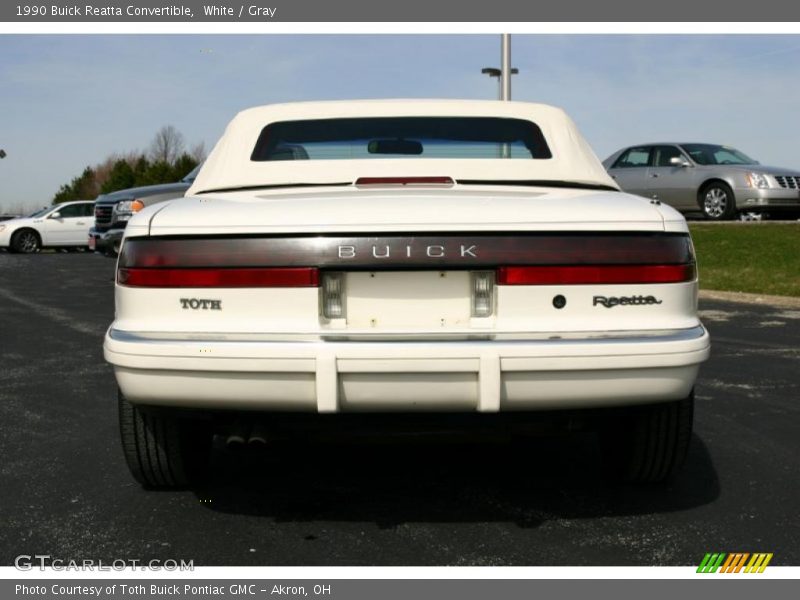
left=188, top=99, right=618, bottom=195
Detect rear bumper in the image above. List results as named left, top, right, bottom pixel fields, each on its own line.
left=104, top=325, right=710, bottom=413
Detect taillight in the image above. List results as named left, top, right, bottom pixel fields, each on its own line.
left=119, top=234, right=694, bottom=269
left=118, top=267, right=319, bottom=288
left=497, top=264, right=695, bottom=286
left=118, top=237, right=322, bottom=288
left=117, top=233, right=695, bottom=288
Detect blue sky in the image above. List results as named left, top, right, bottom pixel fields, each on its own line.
left=2, top=34, right=800, bottom=212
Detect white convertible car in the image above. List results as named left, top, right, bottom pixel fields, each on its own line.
left=104, top=100, right=710, bottom=487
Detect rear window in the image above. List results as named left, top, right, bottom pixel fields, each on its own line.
left=250, top=117, right=552, bottom=161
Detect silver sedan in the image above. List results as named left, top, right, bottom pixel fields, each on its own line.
left=603, top=143, right=800, bottom=220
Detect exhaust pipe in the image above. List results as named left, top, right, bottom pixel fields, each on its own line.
left=224, top=421, right=249, bottom=451
left=225, top=433, right=246, bottom=449
left=223, top=421, right=269, bottom=450
left=248, top=422, right=268, bottom=448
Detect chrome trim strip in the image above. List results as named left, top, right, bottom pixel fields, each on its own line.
left=108, top=325, right=707, bottom=346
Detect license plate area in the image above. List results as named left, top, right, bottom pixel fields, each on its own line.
left=343, top=271, right=473, bottom=329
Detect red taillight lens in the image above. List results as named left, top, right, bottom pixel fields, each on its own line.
left=118, top=267, right=319, bottom=288
left=497, top=264, right=695, bottom=285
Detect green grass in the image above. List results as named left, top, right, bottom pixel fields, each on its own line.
left=690, top=223, right=800, bottom=297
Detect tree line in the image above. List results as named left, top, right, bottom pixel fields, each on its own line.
left=52, top=126, right=205, bottom=205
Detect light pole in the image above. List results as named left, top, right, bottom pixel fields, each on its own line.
left=483, top=35, right=517, bottom=158
left=500, top=33, right=511, bottom=100
left=481, top=34, right=517, bottom=101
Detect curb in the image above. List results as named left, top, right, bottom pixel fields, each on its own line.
left=699, top=289, right=800, bottom=309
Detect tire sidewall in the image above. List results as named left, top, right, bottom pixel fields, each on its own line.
left=118, top=390, right=211, bottom=488
left=601, top=392, right=694, bottom=483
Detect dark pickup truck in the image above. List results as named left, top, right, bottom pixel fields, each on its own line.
left=89, top=165, right=200, bottom=255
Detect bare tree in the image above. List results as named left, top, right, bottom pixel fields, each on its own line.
left=93, top=153, right=122, bottom=187
left=189, top=141, right=207, bottom=163
left=148, top=125, right=185, bottom=164
left=122, top=150, right=143, bottom=166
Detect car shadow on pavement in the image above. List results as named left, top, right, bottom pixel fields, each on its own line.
left=192, top=432, right=720, bottom=529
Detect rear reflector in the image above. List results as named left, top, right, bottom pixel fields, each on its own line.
left=471, top=271, right=494, bottom=317
left=118, top=267, right=319, bottom=288
left=497, top=264, right=695, bottom=285
left=355, top=176, right=454, bottom=186
left=321, top=272, right=345, bottom=318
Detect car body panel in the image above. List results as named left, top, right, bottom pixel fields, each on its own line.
left=144, top=187, right=669, bottom=236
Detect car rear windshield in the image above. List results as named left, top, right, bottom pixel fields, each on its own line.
left=250, top=117, right=552, bottom=161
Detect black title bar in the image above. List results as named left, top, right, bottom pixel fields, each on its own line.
left=2, top=0, right=798, bottom=22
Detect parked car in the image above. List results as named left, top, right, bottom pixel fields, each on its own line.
left=0, top=201, right=94, bottom=253
left=89, top=165, right=200, bottom=256
left=0, top=214, right=20, bottom=222
left=104, top=100, right=710, bottom=488
left=603, top=143, right=800, bottom=220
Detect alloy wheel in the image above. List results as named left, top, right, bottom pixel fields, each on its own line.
left=704, top=188, right=728, bottom=219
left=18, top=231, right=39, bottom=253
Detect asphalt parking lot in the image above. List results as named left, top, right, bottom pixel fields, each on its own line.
left=0, top=252, right=798, bottom=566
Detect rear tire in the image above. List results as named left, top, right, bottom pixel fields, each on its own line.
left=602, top=391, right=694, bottom=483
left=118, top=389, right=211, bottom=488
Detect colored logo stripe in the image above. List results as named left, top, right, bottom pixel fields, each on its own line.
left=745, top=553, right=773, bottom=573
left=697, top=553, right=773, bottom=573
left=697, top=553, right=726, bottom=573
left=721, top=553, right=749, bottom=573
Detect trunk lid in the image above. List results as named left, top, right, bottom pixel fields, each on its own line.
left=145, top=187, right=667, bottom=235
